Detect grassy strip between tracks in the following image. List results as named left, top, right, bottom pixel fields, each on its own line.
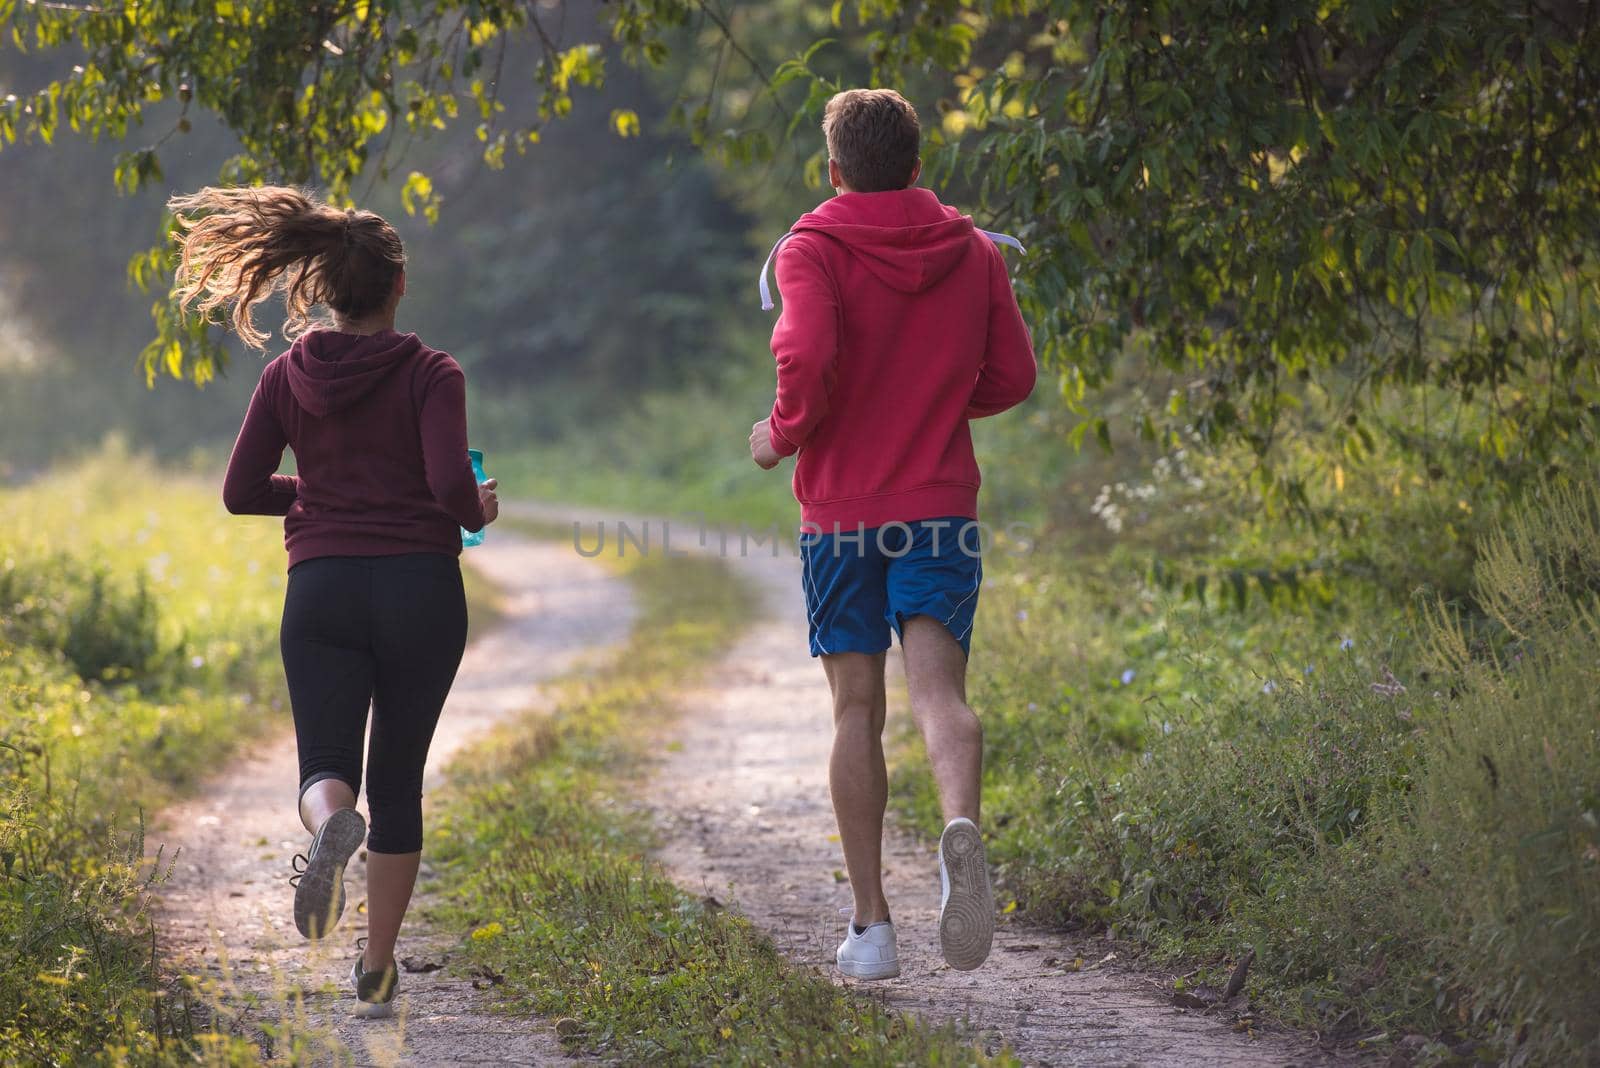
left=432, top=523, right=1011, bottom=1066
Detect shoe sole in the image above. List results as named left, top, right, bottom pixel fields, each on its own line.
left=294, top=808, right=365, bottom=940
left=836, top=954, right=901, bottom=980
left=938, top=820, right=995, bottom=971
left=353, top=999, right=395, bottom=1019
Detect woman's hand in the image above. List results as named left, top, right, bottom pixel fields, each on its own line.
left=479, top=478, right=500, bottom=525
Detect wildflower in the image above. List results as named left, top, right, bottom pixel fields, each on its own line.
left=1120, top=669, right=1136, bottom=686
left=1339, top=637, right=1354, bottom=652
left=1026, top=702, right=1039, bottom=712
left=1262, top=680, right=1278, bottom=695
left=1370, top=667, right=1407, bottom=698
left=190, top=655, right=206, bottom=669
left=1016, top=609, right=1029, bottom=622
left=1303, top=664, right=1314, bottom=676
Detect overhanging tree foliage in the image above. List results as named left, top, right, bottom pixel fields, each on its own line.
left=3, top=0, right=1596, bottom=477
left=0, top=0, right=735, bottom=382
left=839, top=0, right=1600, bottom=475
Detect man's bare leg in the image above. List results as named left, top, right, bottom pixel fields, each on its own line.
left=822, top=651, right=890, bottom=925
left=901, top=614, right=993, bottom=969
left=900, top=615, right=982, bottom=823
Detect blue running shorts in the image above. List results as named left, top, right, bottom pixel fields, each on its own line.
left=799, top=516, right=983, bottom=657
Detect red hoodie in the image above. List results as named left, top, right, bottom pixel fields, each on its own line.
left=222, top=329, right=486, bottom=568
left=765, top=188, right=1036, bottom=530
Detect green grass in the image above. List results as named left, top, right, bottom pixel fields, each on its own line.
left=478, top=363, right=798, bottom=531
left=1, top=443, right=287, bottom=1063
left=890, top=453, right=1600, bottom=1063
left=432, top=541, right=1011, bottom=1066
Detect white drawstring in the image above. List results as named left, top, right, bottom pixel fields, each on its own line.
left=977, top=228, right=1027, bottom=254
left=758, top=233, right=795, bottom=311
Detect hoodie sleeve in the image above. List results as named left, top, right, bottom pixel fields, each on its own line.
left=222, top=365, right=299, bottom=516
left=419, top=356, right=488, bottom=533
left=966, top=242, right=1037, bottom=420
left=767, top=242, right=839, bottom=457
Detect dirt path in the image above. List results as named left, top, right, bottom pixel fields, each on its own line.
left=505, top=506, right=1360, bottom=1067
left=153, top=531, right=634, bottom=1066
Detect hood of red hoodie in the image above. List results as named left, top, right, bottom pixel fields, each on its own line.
left=791, top=188, right=976, bottom=295
left=285, top=329, right=423, bottom=417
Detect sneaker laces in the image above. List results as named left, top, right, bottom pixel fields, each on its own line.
left=288, top=852, right=310, bottom=887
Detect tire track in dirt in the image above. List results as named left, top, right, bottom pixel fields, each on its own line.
left=152, top=531, right=633, bottom=1066
left=506, top=505, right=1367, bottom=1067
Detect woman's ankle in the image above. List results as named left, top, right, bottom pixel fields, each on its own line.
left=361, top=948, right=396, bottom=973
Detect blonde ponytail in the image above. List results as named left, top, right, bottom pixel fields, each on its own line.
left=168, top=185, right=405, bottom=349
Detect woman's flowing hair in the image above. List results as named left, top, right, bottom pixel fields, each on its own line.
left=167, top=185, right=406, bottom=348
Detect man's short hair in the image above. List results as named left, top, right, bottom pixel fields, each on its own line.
left=822, top=89, right=920, bottom=193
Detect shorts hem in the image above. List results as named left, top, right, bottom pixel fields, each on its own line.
left=809, top=637, right=893, bottom=658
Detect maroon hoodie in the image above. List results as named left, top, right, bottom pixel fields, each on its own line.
left=222, top=329, right=486, bottom=568
left=764, top=188, right=1036, bottom=529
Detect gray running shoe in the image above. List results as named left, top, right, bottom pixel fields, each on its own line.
left=290, top=808, right=366, bottom=939
left=350, top=945, right=398, bottom=1019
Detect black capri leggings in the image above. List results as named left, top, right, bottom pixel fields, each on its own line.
left=280, top=553, right=468, bottom=854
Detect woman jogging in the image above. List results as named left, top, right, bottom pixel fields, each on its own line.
left=170, top=185, right=498, bottom=1018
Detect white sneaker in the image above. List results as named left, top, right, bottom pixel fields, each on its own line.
left=836, top=917, right=900, bottom=980
left=938, top=817, right=994, bottom=971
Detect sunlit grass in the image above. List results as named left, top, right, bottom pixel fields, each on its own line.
left=1, top=443, right=286, bottom=1062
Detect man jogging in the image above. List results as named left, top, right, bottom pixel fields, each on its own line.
left=749, top=88, right=1036, bottom=979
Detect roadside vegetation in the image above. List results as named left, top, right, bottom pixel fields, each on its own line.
left=900, top=442, right=1599, bottom=1065
left=514, top=379, right=1599, bottom=1065
left=433, top=533, right=1009, bottom=1066
left=0, top=444, right=285, bottom=1063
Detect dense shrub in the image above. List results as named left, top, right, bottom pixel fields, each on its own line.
left=2, top=555, right=166, bottom=683
left=890, top=424, right=1597, bottom=1062
left=1404, top=475, right=1600, bottom=1062
left=0, top=450, right=285, bottom=1063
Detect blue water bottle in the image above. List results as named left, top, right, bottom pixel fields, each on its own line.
left=462, top=448, right=488, bottom=548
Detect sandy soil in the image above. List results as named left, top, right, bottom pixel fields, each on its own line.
left=151, top=532, right=633, bottom=1066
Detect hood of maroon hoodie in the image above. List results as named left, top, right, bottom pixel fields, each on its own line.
left=285, top=329, right=423, bottom=417
left=790, top=188, right=976, bottom=295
